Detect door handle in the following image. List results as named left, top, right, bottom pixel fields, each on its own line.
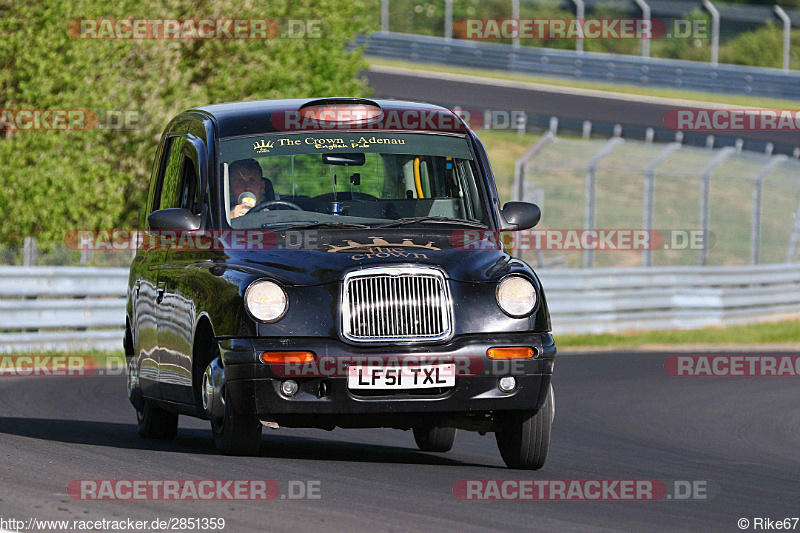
left=156, top=282, right=165, bottom=303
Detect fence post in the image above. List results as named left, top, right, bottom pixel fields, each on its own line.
left=774, top=5, right=791, bottom=72
left=513, top=132, right=555, bottom=264
left=702, top=0, right=720, bottom=66
left=643, top=143, right=681, bottom=266
left=23, top=237, right=37, bottom=267
left=444, top=0, right=453, bottom=40
left=512, top=0, right=520, bottom=49
left=584, top=138, right=624, bottom=268
left=381, top=0, right=389, bottom=32
left=632, top=0, right=651, bottom=58
left=514, top=131, right=555, bottom=203
left=699, top=147, right=734, bottom=265
left=571, top=0, right=585, bottom=54
left=751, top=155, right=787, bottom=265
left=787, top=194, right=800, bottom=263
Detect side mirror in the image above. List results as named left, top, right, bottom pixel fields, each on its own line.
left=501, top=202, right=541, bottom=230
left=148, top=208, right=201, bottom=231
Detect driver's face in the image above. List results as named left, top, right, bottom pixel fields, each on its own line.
left=231, top=168, right=265, bottom=201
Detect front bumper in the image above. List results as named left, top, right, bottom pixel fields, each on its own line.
left=219, top=332, right=556, bottom=423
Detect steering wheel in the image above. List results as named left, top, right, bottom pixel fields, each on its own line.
left=247, top=200, right=304, bottom=213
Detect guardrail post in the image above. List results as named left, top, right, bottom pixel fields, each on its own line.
left=632, top=0, right=651, bottom=58
left=444, top=0, right=453, bottom=40
left=699, top=147, right=734, bottom=265
left=23, top=237, right=37, bottom=267
left=774, top=5, right=791, bottom=72
left=381, top=0, right=389, bottom=32
left=570, top=0, right=585, bottom=54
left=512, top=0, right=520, bottom=49
left=702, top=0, right=720, bottom=66
left=643, top=143, right=681, bottom=266
left=584, top=138, right=624, bottom=268
left=752, top=155, right=788, bottom=264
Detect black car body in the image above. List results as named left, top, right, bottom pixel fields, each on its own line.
left=125, top=98, right=556, bottom=469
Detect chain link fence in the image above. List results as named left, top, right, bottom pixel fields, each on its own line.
left=516, top=133, right=800, bottom=268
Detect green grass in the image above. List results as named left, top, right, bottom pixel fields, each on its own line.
left=556, top=319, right=800, bottom=349
left=368, top=57, right=800, bottom=110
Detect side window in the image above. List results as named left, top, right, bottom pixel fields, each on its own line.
left=179, top=157, right=200, bottom=215
left=146, top=137, right=172, bottom=218
left=158, top=137, right=185, bottom=210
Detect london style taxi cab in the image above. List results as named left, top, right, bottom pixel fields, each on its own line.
left=125, top=98, right=556, bottom=469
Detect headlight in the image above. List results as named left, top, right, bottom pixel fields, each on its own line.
left=496, top=276, right=537, bottom=317
left=245, top=280, right=288, bottom=322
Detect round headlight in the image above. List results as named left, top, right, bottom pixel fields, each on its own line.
left=496, top=276, right=537, bottom=317
left=245, top=280, right=288, bottom=322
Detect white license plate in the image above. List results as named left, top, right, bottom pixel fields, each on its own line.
left=347, top=364, right=456, bottom=390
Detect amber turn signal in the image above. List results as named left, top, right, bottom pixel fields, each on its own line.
left=260, top=351, right=315, bottom=364
left=486, top=347, right=536, bottom=359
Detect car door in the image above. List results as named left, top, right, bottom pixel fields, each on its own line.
left=157, top=136, right=207, bottom=403
left=132, top=135, right=178, bottom=399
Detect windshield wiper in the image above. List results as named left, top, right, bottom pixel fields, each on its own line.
left=263, top=222, right=370, bottom=230
left=375, top=216, right=488, bottom=229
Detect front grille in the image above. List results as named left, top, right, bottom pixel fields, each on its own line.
left=341, top=267, right=452, bottom=342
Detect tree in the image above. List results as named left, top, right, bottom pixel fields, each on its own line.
left=0, top=0, right=376, bottom=245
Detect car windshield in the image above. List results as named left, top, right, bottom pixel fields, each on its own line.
left=219, top=131, right=488, bottom=229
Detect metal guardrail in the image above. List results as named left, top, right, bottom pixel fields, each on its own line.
left=0, top=267, right=128, bottom=353
left=539, top=263, right=800, bottom=333
left=1, top=265, right=799, bottom=351
left=356, top=32, right=800, bottom=100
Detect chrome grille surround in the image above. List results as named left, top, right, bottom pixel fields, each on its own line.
left=341, top=267, right=453, bottom=343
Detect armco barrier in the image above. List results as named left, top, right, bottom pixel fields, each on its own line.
left=0, top=267, right=128, bottom=353
left=355, top=32, right=800, bottom=100
left=1, top=264, right=799, bottom=352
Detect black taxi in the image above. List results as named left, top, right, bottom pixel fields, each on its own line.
left=125, top=98, right=556, bottom=469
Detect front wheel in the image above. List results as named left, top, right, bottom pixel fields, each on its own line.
left=212, top=387, right=262, bottom=456
left=495, top=388, right=553, bottom=470
left=413, top=425, right=457, bottom=452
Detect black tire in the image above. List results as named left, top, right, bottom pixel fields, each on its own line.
left=495, top=389, right=553, bottom=470
left=136, top=400, right=179, bottom=440
left=413, top=425, right=457, bottom=452
left=212, top=387, right=262, bottom=456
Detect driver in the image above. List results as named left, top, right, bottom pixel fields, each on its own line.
left=229, top=158, right=275, bottom=218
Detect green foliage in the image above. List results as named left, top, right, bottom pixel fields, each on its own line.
left=0, top=0, right=375, bottom=245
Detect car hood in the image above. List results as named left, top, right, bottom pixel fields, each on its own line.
left=219, top=228, right=522, bottom=286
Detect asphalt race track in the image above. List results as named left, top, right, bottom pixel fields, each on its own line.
left=1, top=351, right=798, bottom=532
left=365, top=67, right=800, bottom=149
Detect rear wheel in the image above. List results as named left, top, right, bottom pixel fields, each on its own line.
left=136, top=400, right=178, bottom=440
left=413, top=425, right=457, bottom=452
left=495, top=388, right=553, bottom=470
left=212, top=386, right=262, bottom=456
